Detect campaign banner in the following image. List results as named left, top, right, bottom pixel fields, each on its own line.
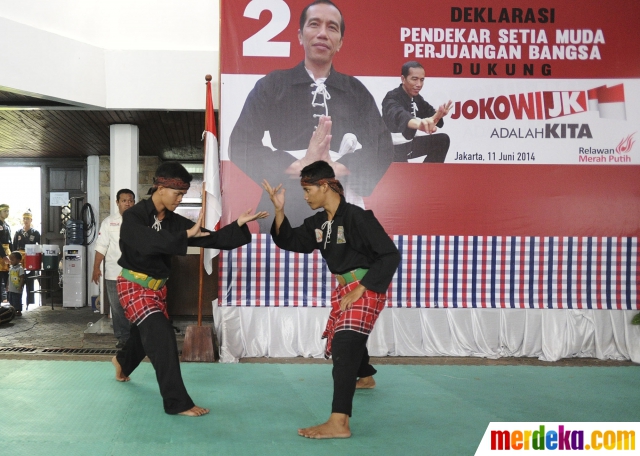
left=218, top=0, right=640, bottom=308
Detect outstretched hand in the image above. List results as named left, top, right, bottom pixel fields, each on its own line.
left=187, top=211, right=210, bottom=238
left=420, top=100, right=453, bottom=135
left=261, top=180, right=285, bottom=212
left=237, top=208, right=269, bottom=227
left=440, top=99, right=453, bottom=117
left=431, top=100, right=453, bottom=127
left=418, top=117, right=437, bottom=134
left=261, top=180, right=287, bottom=235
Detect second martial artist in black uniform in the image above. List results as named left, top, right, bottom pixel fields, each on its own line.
left=263, top=159, right=400, bottom=439
left=112, top=162, right=267, bottom=417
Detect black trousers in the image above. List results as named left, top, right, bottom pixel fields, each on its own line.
left=393, top=133, right=450, bottom=163
left=25, top=272, right=35, bottom=305
left=331, top=330, right=377, bottom=417
left=116, top=312, right=195, bottom=414
left=0, top=271, right=7, bottom=301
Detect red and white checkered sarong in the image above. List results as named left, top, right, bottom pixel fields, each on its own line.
left=116, top=276, right=168, bottom=324
left=322, top=280, right=386, bottom=358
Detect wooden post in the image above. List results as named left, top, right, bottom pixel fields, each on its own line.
left=181, top=74, right=217, bottom=363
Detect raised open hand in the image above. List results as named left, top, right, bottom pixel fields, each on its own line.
left=286, top=116, right=333, bottom=175
left=438, top=100, right=453, bottom=117
left=187, top=211, right=210, bottom=238
left=237, top=208, right=269, bottom=227
left=261, top=180, right=286, bottom=212
left=307, top=115, right=332, bottom=162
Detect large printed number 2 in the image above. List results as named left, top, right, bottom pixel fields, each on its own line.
left=243, top=0, right=291, bottom=57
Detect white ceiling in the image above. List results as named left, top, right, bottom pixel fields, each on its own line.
left=0, top=0, right=219, bottom=51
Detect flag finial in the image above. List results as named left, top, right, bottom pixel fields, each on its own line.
left=205, top=74, right=212, bottom=82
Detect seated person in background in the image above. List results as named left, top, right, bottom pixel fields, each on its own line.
left=7, top=251, right=25, bottom=316
left=382, top=61, right=452, bottom=163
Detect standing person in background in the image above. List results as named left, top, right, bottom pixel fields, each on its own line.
left=13, top=211, right=41, bottom=309
left=7, top=251, right=25, bottom=316
left=92, top=189, right=135, bottom=349
left=0, top=204, right=12, bottom=302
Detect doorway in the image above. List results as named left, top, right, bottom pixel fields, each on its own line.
left=0, top=167, right=42, bottom=309
left=0, top=167, right=42, bottom=236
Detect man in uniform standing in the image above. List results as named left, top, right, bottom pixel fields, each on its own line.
left=0, top=204, right=12, bottom=301
left=13, top=211, right=41, bottom=309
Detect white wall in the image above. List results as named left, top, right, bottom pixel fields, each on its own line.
left=0, top=0, right=220, bottom=109
left=0, top=17, right=106, bottom=107
left=105, top=50, right=216, bottom=109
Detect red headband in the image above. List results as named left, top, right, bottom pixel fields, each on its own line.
left=300, top=177, right=344, bottom=196
left=153, top=176, right=190, bottom=191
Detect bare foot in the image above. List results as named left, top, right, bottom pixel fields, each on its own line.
left=298, top=413, right=351, bottom=439
left=356, top=376, right=376, bottom=389
left=178, top=405, right=210, bottom=417
left=111, top=356, right=130, bottom=382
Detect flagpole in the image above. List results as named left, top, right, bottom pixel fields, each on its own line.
left=198, top=198, right=207, bottom=326
left=180, top=74, right=216, bottom=362
left=196, top=75, right=213, bottom=327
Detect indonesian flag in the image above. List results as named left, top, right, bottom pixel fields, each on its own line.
left=203, top=79, right=222, bottom=274
left=587, top=84, right=626, bottom=120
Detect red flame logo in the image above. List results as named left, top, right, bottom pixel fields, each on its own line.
left=616, top=133, right=636, bottom=154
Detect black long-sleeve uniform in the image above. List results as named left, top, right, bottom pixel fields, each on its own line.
left=13, top=228, right=40, bottom=250
left=118, top=197, right=251, bottom=278
left=271, top=199, right=399, bottom=293
left=13, top=227, right=41, bottom=305
left=0, top=220, right=12, bottom=253
left=271, top=198, right=400, bottom=417
left=382, top=84, right=450, bottom=162
left=115, top=197, right=253, bottom=415
left=229, top=62, right=393, bottom=228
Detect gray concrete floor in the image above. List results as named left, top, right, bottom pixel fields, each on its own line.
left=0, top=303, right=636, bottom=367
left=2, top=304, right=110, bottom=349
left=0, top=303, right=200, bottom=361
